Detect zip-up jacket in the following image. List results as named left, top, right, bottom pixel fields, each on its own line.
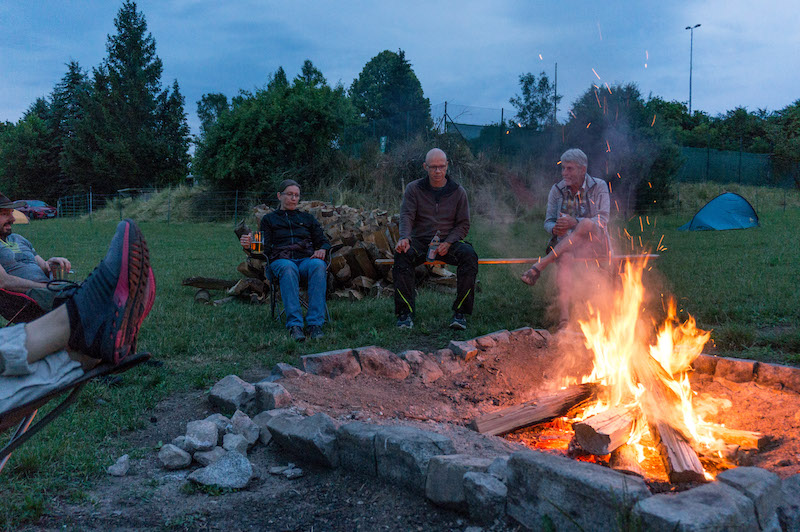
left=544, top=174, right=610, bottom=237
left=259, top=208, right=331, bottom=262
left=399, top=176, right=470, bottom=244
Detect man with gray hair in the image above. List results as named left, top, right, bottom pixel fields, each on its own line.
left=520, top=148, right=610, bottom=328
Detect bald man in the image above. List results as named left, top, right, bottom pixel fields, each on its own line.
left=393, top=148, right=478, bottom=330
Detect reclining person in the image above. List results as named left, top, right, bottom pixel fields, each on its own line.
left=239, top=180, right=331, bottom=342
left=0, top=193, right=73, bottom=310
left=0, top=219, right=155, bottom=412
left=520, top=148, right=611, bottom=329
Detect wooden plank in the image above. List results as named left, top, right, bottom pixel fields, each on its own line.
left=706, top=426, right=770, bottom=451
left=652, top=421, right=706, bottom=483
left=609, top=444, right=645, bottom=477
left=469, top=383, right=600, bottom=436
left=182, top=277, right=237, bottom=290
left=572, top=405, right=639, bottom=455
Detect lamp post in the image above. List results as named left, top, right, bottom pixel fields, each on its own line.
left=685, top=23, right=701, bottom=115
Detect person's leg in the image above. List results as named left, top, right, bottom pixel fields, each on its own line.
left=441, top=241, right=478, bottom=316
left=298, top=258, right=327, bottom=327
left=393, top=239, right=427, bottom=319
left=270, top=259, right=303, bottom=328
left=522, top=219, right=602, bottom=284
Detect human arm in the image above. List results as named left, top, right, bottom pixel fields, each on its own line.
left=0, top=262, right=48, bottom=292
left=308, top=214, right=331, bottom=257
left=35, top=255, right=72, bottom=278
left=576, top=178, right=610, bottom=230
left=239, top=232, right=253, bottom=248
left=544, top=185, right=560, bottom=236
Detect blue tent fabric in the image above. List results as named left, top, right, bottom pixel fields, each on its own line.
left=678, top=192, right=759, bottom=231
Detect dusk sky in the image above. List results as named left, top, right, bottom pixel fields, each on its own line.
left=2, top=1, right=798, bottom=136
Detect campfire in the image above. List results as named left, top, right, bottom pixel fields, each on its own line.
left=472, top=259, right=769, bottom=485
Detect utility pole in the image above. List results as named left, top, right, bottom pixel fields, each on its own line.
left=553, top=62, right=558, bottom=128
left=685, top=24, right=701, bottom=115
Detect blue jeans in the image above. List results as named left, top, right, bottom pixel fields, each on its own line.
left=270, top=258, right=327, bottom=328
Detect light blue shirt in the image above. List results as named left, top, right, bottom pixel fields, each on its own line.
left=0, top=234, right=48, bottom=282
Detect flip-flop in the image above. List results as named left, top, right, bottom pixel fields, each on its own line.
left=520, top=265, right=541, bottom=286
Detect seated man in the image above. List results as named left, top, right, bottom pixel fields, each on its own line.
left=0, top=193, right=73, bottom=310
left=240, top=180, right=331, bottom=342
left=393, top=148, right=479, bottom=330
left=0, top=219, right=155, bottom=412
left=520, top=148, right=611, bottom=329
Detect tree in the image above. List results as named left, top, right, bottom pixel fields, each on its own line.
left=768, top=99, right=800, bottom=188
left=509, top=71, right=561, bottom=130
left=197, top=93, right=229, bottom=139
left=349, top=50, right=432, bottom=141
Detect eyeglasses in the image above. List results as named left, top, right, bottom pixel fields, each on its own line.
left=427, top=165, right=447, bottom=171
left=281, top=192, right=300, bottom=198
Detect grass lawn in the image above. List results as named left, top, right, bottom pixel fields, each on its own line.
left=1, top=200, right=798, bottom=526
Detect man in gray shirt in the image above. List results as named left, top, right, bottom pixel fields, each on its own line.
left=0, top=194, right=71, bottom=310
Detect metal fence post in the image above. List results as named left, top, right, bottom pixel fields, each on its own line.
left=167, top=187, right=172, bottom=223
left=119, top=193, right=123, bottom=220
left=233, top=190, right=239, bottom=223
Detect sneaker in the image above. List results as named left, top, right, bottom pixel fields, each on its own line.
left=289, top=325, right=306, bottom=342
left=66, top=220, right=152, bottom=364
left=308, top=325, right=324, bottom=339
left=396, top=314, right=413, bottom=329
left=449, top=312, right=467, bottom=330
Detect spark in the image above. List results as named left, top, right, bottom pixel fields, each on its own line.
left=657, top=234, right=665, bottom=250
left=606, top=140, right=611, bottom=152
left=645, top=63, right=648, bottom=68
left=648, top=181, right=652, bottom=188
left=539, top=53, right=543, bottom=60
left=586, top=122, right=591, bottom=128
left=638, top=235, right=643, bottom=248
left=556, top=160, right=562, bottom=165
left=614, top=200, right=620, bottom=212
left=639, top=217, right=644, bottom=232
left=605, top=82, right=612, bottom=94
left=517, top=122, right=522, bottom=127
left=506, top=131, right=509, bottom=134
left=597, top=22, right=602, bottom=40
left=608, top=181, right=613, bottom=194
left=592, top=68, right=601, bottom=80
left=594, top=91, right=602, bottom=108
left=624, top=228, right=632, bottom=239
left=651, top=114, right=656, bottom=127
left=646, top=216, right=650, bottom=225
left=570, top=110, right=577, bottom=118
left=646, top=50, right=649, bottom=60
left=617, top=172, right=621, bottom=179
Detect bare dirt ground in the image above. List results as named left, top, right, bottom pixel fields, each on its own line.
left=27, top=332, right=800, bottom=531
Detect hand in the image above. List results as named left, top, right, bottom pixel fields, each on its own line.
left=554, top=215, right=576, bottom=236
left=239, top=233, right=252, bottom=248
left=312, top=249, right=326, bottom=260
left=436, top=241, right=451, bottom=257
left=395, top=238, right=410, bottom=253
left=47, top=257, right=71, bottom=274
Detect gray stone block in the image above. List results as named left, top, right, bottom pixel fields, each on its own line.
left=715, top=357, right=758, bottom=383
left=194, top=446, right=226, bottom=466
left=778, top=474, right=800, bottom=532
left=252, top=408, right=298, bottom=446
left=509, top=326, right=534, bottom=338
left=474, top=334, right=497, bottom=350
left=188, top=451, right=253, bottom=490
left=354, top=346, right=410, bottom=380
left=506, top=450, right=650, bottom=531
left=267, top=412, right=339, bottom=467
left=692, top=353, right=718, bottom=375
left=755, top=362, right=800, bottom=393
left=158, top=444, right=192, bottom=470
left=223, top=433, right=249, bottom=455
left=488, top=329, right=511, bottom=344
left=717, top=467, right=781, bottom=530
left=208, top=375, right=255, bottom=414
left=398, top=350, right=425, bottom=364
left=464, top=471, right=507, bottom=525
left=449, top=340, right=479, bottom=361
left=431, top=348, right=464, bottom=374
left=533, top=329, right=552, bottom=346
left=374, top=425, right=456, bottom=494
left=337, top=422, right=380, bottom=476
left=272, top=362, right=304, bottom=378
left=417, top=356, right=444, bottom=384
left=184, top=420, right=218, bottom=453
left=230, top=410, right=260, bottom=445
left=202, top=413, right=232, bottom=438
left=301, top=349, right=361, bottom=378
left=488, top=455, right=510, bottom=482
left=425, top=454, right=493, bottom=510
left=633, top=481, right=758, bottom=531
left=254, top=380, right=293, bottom=411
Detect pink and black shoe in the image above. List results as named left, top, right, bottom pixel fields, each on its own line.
left=66, top=219, right=154, bottom=364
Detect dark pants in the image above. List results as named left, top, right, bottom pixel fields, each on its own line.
left=393, top=239, right=478, bottom=317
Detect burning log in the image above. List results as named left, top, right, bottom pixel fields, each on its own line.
left=470, top=383, right=600, bottom=436
left=706, top=426, right=769, bottom=451
left=652, top=421, right=706, bottom=483
left=572, top=405, right=639, bottom=455
left=609, top=444, right=645, bottom=477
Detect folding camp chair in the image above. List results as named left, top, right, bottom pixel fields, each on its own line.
left=0, top=288, right=47, bottom=325
left=262, top=254, right=332, bottom=323
left=0, top=352, right=151, bottom=473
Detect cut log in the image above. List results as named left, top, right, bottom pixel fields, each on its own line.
left=469, top=383, right=600, bottom=436
left=350, top=246, right=377, bottom=279
left=705, top=425, right=769, bottom=451
left=350, top=276, right=375, bottom=290
left=194, top=289, right=210, bottom=305
left=182, top=277, right=237, bottom=291
left=652, top=421, right=706, bottom=483
left=573, top=405, right=639, bottom=455
left=609, top=444, right=645, bottom=477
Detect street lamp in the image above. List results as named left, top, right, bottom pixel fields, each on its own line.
left=685, top=23, right=701, bottom=115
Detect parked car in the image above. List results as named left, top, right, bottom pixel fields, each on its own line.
left=17, top=200, right=57, bottom=219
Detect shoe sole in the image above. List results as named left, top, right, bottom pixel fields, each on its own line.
left=112, top=222, right=152, bottom=363
left=449, top=322, right=467, bottom=330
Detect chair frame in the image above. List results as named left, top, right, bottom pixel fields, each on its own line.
left=0, top=288, right=47, bottom=325
left=261, top=253, right=332, bottom=323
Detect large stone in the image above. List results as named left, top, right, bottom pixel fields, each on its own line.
left=252, top=408, right=297, bottom=445
left=417, top=356, right=444, bottom=384
left=449, top=340, right=479, bottom=361
left=254, top=381, right=293, bottom=411
left=487, top=455, right=510, bottom=482
left=398, top=350, right=425, bottom=364
left=692, top=353, right=718, bottom=375
left=107, top=454, right=130, bottom=477
left=208, top=375, right=256, bottom=413
left=510, top=326, right=534, bottom=339
left=374, top=425, right=456, bottom=494
left=272, top=362, right=304, bottom=378
left=464, top=471, right=507, bottom=525
left=337, top=422, right=380, bottom=476
left=755, top=362, right=800, bottom=393
left=194, top=446, right=226, bottom=466
left=267, top=412, right=339, bottom=467
left=487, top=329, right=511, bottom=344
left=223, top=433, right=249, bottom=455
left=203, top=413, right=232, bottom=438
left=633, top=481, right=758, bottom=531
left=158, top=444, right=192, bottom=470
left=717, top=466, right=781, bottom=530
left=425, top=454, right=493, bottom=510
left=506, top=450, right=650, bottom=531
left=230, top=410, right=260, bottom=446
left=184, top=420, right=219, bottom=453
left=188, top=451, right=253, bottom=490
left=778, top=474, right=800, bottom=531
left=355, top=346, right=410, bottom=380
left=715, top=357, right=757, bottom=383
left=301, top=349, right=361, bottom=378
left=474, top=335, right=497, bottom=349
left=533, top=329, right=552, bottom=346
left=431, top=349, right=464, bottom=375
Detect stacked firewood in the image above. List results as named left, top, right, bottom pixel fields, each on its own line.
left=232, top=201, right=458, bottom=301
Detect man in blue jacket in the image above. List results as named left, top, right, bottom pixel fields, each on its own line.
left=240, top=180, right=331, bottom=341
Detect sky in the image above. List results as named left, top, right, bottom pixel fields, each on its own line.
left=2, top=0, right=799, bottom=136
